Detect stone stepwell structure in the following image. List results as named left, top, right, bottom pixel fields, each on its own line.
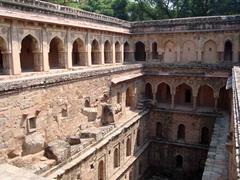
left=0, top=0, right=239, bottom=179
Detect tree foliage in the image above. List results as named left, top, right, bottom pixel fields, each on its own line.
left=43, top=0, right=240, bottom=21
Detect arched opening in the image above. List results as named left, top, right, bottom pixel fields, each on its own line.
left=91, top=39, right=101, bottom=65
left=135, top=41, right=146, bottom=61
left=72, top=38, right=86, bottom=66
left=164, top=41, right=176, bottom=63
left=177, top=124, right=185, bottom=140
left=124, top=42, right=130, bottom=62
left=182, top=41, right=197, bottom=63
left=136, top=129, right=141, bottom=146
left=218, top=87, right=230, bottom=111
left=176, top=155, right=183, bottom=168
left=145, top=83, right=153, bottom=100
left=115, top=42, right=121, bottom=63
left=175, top=83, right=192, bottom=106
left=104, top=40, right=112, bottom=64
left=152, top=42, right=158, bottom=59
left=114, top=148, right=120, bottom=168
left=126, top=138, right=131, bottom=156
left=197, top=85, right=215, bottom=108
left=156, top=122, right=163, bottom=138
left=0, top=37, right=8, bottom=74
left=98, top=160, right=105, bottom=180
left=126, top=87, right=134, bottom=108
left=224, top=40, right=232, bottom=61
left=156, top=83, right=171, bottom=104
left=20, top=35, right=40, bottom=72
left=201, top=127, right=210, bottom=145
left=203, top=40, right=217, bottom=63
left=49, top=37, right=64, bottom=69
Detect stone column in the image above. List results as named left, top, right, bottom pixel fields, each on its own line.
left=100, top=42, right=104, bottom=65
left=59, top=51, right=67, bottom=68
left=120, top=43, right=124, bottom=63
left=176, top=44, right=181, bottom=62
left=171, top=92, right=175, bottom=109
left=42, top=27, right=49, bottom=71
left=33, top=51, right=43, bottom=71
left=193, top=96, right=197, bottom=110
left=86, top=41, right=92, bottom=66
left=112, top=42, right=116, bottom=64
left=66, top=30, right=72, bottom=69
left=10, top=22, right=21, bottom=74
left=214, top=97, right=218, bottom=111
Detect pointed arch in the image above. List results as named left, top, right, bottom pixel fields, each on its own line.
left=218, top=86, right=230, bottom=110
left=156, top=82, right=171, bottom=104
left=152, top=42, right=158, bottom=59
left=182, top=40, right=197, bottom=63
left=49, top=36, right=65, bottom=69
left=177, top=124, right=185, bottom=140
left=104, top=40, right=112, bottom=64
left=126, top=86, right=134, bottom=108
left=203, top=40, right=217, bottom=63
left=224, top=40, right=233, bottom=61
left=20, top=34, right=40, bottom=72
left=98, top=160, right=105, bottom=180
left=126, top=137, right=131, bottom=156
left=175, top=83, right=192, bottom=106
left=145, top=83, right=153, bottom=100
left=197, top=85, right=215, bottom=108
left=135, top=41, right=146, bottom=61
left=201, top=127, right=210, bottom=145
left=91, top=39, right=101, bottom=65
left=124, top=41, right=130, bottom=62
left=72, top=38, right=86, bottom=66
left=114, top=148, right=120, bottom=168
left=164, top=40, right=176, bottom=63
left=115, top=41, right=121, bottom=63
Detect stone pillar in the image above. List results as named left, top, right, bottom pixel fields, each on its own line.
left=42, top=28, right=49, bottom=71
left=176, top=44, right=181, bottom=62
left=10, top=22, right=21, bottom=74
left=112, top=42, right=116, bottom=64
left=59, top=51, right=67, bottom=68
left=86, top=41, right=92, bottom=66
left=120, top=43, right=124, bottom=63
left=171, top=92, right=175, bottom=109
left=33, top=51, right=43, bottom=71
left=214, top=97, right=218, bottom=111
left=66, top=30, right=72, bottom=69
left=193, top=96, right=197, bottom=110
left=100, top=42, right=104, bottom=65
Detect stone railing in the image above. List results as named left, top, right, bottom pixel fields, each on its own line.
left=0, top=0, right=130, bottom=28
left=131, top=15, right=240, bottom=33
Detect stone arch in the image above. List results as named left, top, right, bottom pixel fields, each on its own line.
left=201, top=127, right=210, bottom=145
left=114, top=148, right=120, bottom=168
left=104, top=40, right=112, bottom=64
left=126, top=86, right=134, bottom=108
left=176, top=155, right=183, bottom=168
left=115, top=41, right=121, bottom=63
left=164, top=40, right=176, bottom=63
left=20, top=34, right=41, bottom=72
left=224, top=40, right=233, bottom=61
left=156, top=82, right=171, bottom=104
left=0, top=36, right=9, bottom=74
left=218, top=86, right=230, bottom=110
left=197, top=85, right=215, bottom=108
left=177, top=124, right=185, bottom=140
left=182, top=40, right=197, bottom=63
left=145, top=83, right=153, bottom=100
left=124, top=41, right=130, bottom=62
left=203, top=40, right=217, bottom=63
left=152, top=42, right=158, bottom=59
left=49, top=36, right=65, bottom=69
left=175, top=83, right=193, bottom=106
left=126, top=137, right=131, bottom=156
left=156, top=122, right=163, bottom=138
left=98, top=160, right=105, bottom=180
left=91, top=39, right=101, bottom=65
left=72, top=38, right=86, bottom=66
left=135, top=41, right=146, bottom=61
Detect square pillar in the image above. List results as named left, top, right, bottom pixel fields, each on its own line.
left=42, top=28, right=50, bottom=71
left=66, top=30, right=72, bottom=69
left=112, top=43, right=116, bottom=64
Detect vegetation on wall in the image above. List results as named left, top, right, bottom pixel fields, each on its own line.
left=43, top=0, right=240, bottom=21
